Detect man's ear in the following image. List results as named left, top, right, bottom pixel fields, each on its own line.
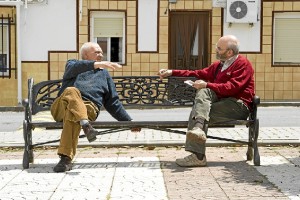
left=227, top=49, right=233, bottom=56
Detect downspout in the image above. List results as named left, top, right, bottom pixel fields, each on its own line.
left=16, top=3, right=22, bottom=105
left=79, top=0, right=82, bottom=21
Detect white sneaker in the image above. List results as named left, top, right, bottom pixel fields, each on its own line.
left=186, top=127, right=207, bottom=143
left=175, top=154, right=207, bottom=167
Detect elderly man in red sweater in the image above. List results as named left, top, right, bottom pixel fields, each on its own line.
left=159, top=35, right=255, bottom=167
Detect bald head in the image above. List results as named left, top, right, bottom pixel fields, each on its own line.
left=80, top=42, right=103, bottom=61
left=218, top=35, right=240, bottom=55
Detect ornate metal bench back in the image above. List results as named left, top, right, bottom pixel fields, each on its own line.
left=30, top=76, right=196, bottom=115
left=32, top=79, right=63, bottom=114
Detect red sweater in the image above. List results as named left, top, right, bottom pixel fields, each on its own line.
left=172, top=55, right=255, bottom=109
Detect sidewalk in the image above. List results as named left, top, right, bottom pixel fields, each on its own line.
left=0, top=146, right=299, bottom=199
left=1, top=125, right=300, bottom=147
left=0, top=107, right=300, bottom=200
left=0, top=125, right=300, bottom=199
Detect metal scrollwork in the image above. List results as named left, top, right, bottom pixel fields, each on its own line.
left=114, top=76, right=169, bottom=105
left=32, top=80, right=62, bottom=114
left=32, top=76, right=197, bottom=113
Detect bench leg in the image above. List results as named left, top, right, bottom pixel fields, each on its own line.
left=23, top=120, right=34, bottom=169
left=253, top=119, right=260, bottom=166
left=247, top=120, right=254, bottom=161
left=247, top=119, right=260, bottom=166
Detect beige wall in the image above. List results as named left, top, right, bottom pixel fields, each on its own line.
left=21, top=63, right=48, bottom=101
left=0, top=7, right=17, bottom=106
left=1, top=0, right=300, bottom=106
left=256, top=1, right=300, bottom=100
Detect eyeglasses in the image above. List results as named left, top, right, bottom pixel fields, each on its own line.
left=93, top=51, right=103, bottom=55
left=215, top=43, right=229, bottom=52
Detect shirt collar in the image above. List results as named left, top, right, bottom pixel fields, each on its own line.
left=221, top=55, right=239, bottom=72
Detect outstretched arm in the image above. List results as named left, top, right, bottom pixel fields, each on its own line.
left=94, top=61, right=122, bottom=70
left=158, top=69, right=172, bottom=79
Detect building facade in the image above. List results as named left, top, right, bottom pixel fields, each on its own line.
left=0, top=0, right=300, bottom=106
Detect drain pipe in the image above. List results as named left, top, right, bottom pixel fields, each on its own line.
left=16, top=2, right=22, bottom=105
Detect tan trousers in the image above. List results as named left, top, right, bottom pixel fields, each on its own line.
left=50, top=87, right=99, bottom=159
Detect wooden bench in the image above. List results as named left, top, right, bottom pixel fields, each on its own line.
left=22, top=76, right=260, bottom=169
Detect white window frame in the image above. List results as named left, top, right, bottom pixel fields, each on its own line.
left=90, top=11, right=125, bottom=64
left=273, top=12, right=300, bottom=65
left=0, top=23, right=9, bottom=76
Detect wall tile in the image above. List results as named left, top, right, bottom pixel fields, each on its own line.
left=264, top=91, right=274, bottom=100
left=256, top=72, right=265, bottom=81
left=274, top=90, right=284, bottom=99
left=283, top=91, right=293, bottom=99
left=256, top=81, right=265, bottom=91
left=109, top=1, right=118, bottom=9
left=284, top=82, right=293, bottom=90
left=99, top=1, right=108, bottom=9
left=293, top=91, right=300, bottom=99
left=293, top=82, right=300, bottom=90
left=274, top=81, right=284, bottom=90
left=265, top=81, right=274, bottom=90
left=141, top=54, right=150, bottom=63
left=284, top=2, right=293, bottom=10
left=150, top=54, right=159, bottom=63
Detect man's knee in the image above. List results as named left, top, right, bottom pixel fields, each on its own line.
left=63, top=87, right=80, bottom=96
left=195, top=88, right=210, bottom=98
left=60, top=87, right=83, bottom=101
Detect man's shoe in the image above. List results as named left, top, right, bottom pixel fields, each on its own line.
left=53, top=155, right=72, bottom=172
left=82, top=123, right=97, bottom=142
left=175, top=154, right=207, bottom=167
left=186, top=127, right=207, bottom=143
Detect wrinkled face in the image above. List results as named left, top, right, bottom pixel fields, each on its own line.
left=85, top=44, right=103, bottom=61
left=215, top=40, right=230, bottom=61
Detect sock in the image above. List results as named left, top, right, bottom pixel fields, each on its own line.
left=194, top=117, right=205, bottom=130
left=80, top=120, right=89, bottom=126
left=195, top=152, right=205, bottom=160
left=58, top=153, right=71, bottom=159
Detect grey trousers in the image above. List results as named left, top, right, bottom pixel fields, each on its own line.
left=185, top=88, right=250, bottom=155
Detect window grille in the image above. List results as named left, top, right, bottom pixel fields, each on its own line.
left=0, top=14, right=16, bottom=79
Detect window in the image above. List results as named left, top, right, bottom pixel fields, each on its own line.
left=273, top=12, right=300, bottom=65
left=90, top=11, right=125, bottom=64
left=0, top=23, right=9, bottom=76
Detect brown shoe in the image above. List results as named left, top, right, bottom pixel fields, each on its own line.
left=186, top=127, right=207, bottom=143
left=53, top=155, right=72, bottom=172
left=82, top=123, right=97, bottom=142
left=175, top=154, right=207, bottom=167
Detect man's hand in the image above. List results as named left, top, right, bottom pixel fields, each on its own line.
left=193, top=80, right=207, bottom=89
left=158, top=69, right=172, bottom=79
left=94, top=61, right=122, bottom=70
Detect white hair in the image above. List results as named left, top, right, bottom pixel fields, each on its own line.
left=80, top=42, right=97, bottom=60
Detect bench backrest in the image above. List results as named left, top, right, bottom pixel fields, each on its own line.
left=27, top=76, right=260, bottom=120
left=28, top=76, right=197, bottom=115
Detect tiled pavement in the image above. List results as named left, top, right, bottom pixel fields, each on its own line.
left=1, top=126, right=299, bottom=147
left=0, top=109, right=300, bottom=199
left=0, top=146, right=299, bottom=200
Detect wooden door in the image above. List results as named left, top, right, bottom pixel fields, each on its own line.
left=169, top=11, right=210, bottom=70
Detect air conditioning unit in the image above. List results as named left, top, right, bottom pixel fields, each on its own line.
left=226, top=0, right=258, bottom=23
